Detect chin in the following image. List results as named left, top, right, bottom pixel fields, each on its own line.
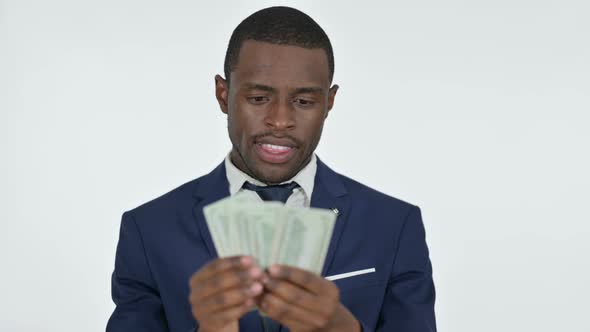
left=254, top=170, right=291, bottom=185
left=251, top=164, right=295, bottom=184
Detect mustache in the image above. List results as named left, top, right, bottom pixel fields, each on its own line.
left=251, top=131, right=302, bottom=147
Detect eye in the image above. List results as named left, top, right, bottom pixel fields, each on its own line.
left=293, top=98, right=315, bottom=108
left=247, top=96, right=269, bottom=105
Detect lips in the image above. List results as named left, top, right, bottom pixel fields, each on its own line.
left=254, top=139, right=297, bottom=164
left=259, top=143, right=292, bottom=153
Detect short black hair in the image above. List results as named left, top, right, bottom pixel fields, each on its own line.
left=224, top=6, right=335, bottom=83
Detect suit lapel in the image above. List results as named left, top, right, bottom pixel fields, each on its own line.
left=311, top=158, right=350, bottom=277
left=191, top=161, right=230, bottom=258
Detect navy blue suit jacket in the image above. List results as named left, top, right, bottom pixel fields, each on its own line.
left=107, top=159, right=436, bottom=331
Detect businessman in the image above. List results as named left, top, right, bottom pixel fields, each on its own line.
left=107, top=6, right=436, bottom=332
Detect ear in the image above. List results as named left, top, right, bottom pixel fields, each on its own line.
left=215, top=74, right=229, bottom=114
left=325, top=84, right=339, bottom=118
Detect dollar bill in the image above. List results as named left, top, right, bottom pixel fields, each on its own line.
left=203, top=195, right=336, bottom=274
left=270, top=206, right=336, bottom=274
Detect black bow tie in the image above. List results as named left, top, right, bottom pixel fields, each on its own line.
left=241, top=181, right=300, bottom=203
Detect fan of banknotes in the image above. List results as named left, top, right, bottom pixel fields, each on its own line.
left=203, top=193, right=337, bottom=274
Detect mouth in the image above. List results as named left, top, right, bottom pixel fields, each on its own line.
left=254, top=142, right=297, bottom=164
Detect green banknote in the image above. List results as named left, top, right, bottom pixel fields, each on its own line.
left=203, top=194, right=336, bottom=274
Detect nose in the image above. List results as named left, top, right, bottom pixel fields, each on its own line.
left=264, top=99, right=295, bottom=130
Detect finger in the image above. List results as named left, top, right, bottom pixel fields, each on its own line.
left=268, top=265, right=336, bottom=297
left=190, top=256, right=253, bottom=286
left=196, top=265, right=263, bottom=300
left=259, top=292, right=327, bottom=329
left=193, top=299, right=253, bottom=328
left=196, top=282, right=263, bottom=316
left=263, top=277, right=331, bottom=317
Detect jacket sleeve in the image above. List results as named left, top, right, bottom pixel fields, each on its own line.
left=372, top=206, right=437, bottom=332
left=106, top=212, right=169, bottom=331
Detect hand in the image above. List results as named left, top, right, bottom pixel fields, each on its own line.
left=258, top=265, right=361, bottom=332
left=189, top=256, right=264, bottom=332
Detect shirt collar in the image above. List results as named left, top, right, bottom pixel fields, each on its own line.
left=224, top=152, right=317, bottom=199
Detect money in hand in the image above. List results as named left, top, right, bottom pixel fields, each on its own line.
left=203, top=194, right=336, bottom=274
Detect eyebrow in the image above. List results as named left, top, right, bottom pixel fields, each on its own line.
left=242, top=83, right=324, bottom=95
left=243, top=83, right=276, bottom=92
left=293, top=86, right=324, bottom=94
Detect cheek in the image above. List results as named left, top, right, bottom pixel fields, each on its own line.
left=226, top=115, right=238, bottom=139
left=228, top=108, right=257, bottom=144
left=300, top=113, right=326, bottom=142
left=226, top=112, right=245, bottom=149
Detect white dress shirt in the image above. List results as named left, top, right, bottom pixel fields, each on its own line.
left=224, top=153, right=317, bottom=208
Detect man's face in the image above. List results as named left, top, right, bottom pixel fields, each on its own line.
left=215, top=40, right=338, bottom=184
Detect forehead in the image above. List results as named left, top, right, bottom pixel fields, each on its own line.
left=231, top=40, right=331, bottom=89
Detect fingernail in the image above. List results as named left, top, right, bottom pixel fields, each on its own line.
left=269, top=265, right=280, bottom=276
left=250, top=267, right=262, bottom=278
left=249, top=282, right=263, bottom=295
left=241, top=256, right=253, bottom=266
left=261, top=275, right=270, bottom=284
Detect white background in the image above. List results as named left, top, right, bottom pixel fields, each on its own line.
left=1, top=0, right=589, bottom=331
